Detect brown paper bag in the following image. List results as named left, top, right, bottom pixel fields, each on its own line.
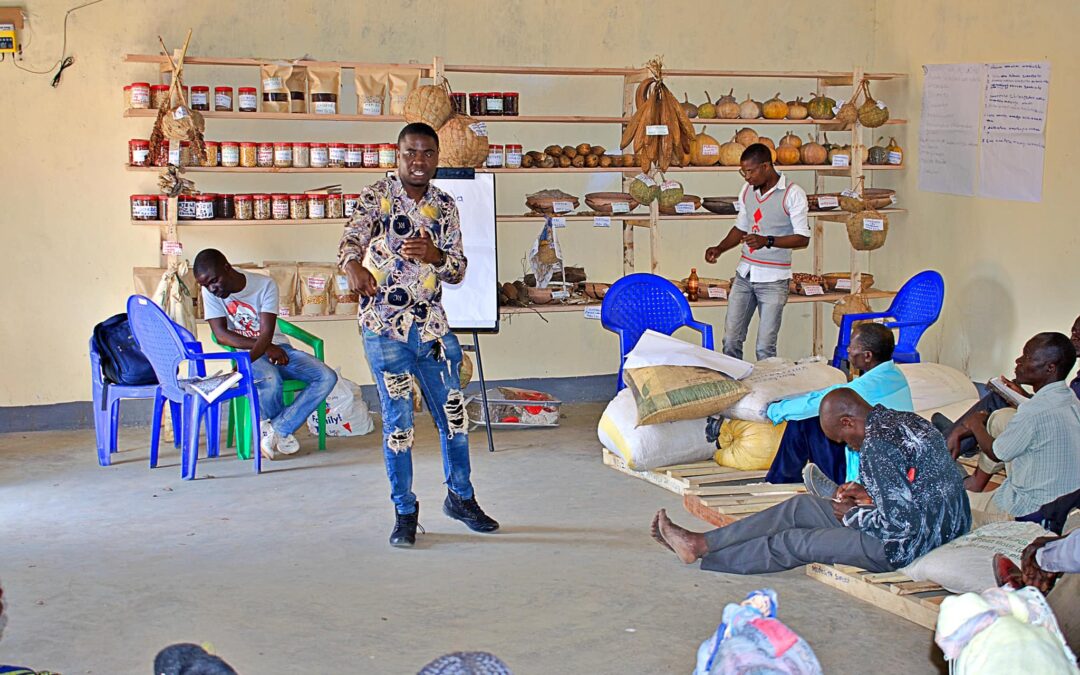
left=264, top=261, right=299, bottom=318
left=355, top=67, right=388, bottom=116
left=388, top=69, right=420, bottom=115
left=308, top=66, right=341, bottom=115
left=332, top=269, right=360, bottom=316
left=133, top=267, right=166, bottom=298
left=260, top=63, right=292, bottom=113
left=297, top=263, right=332, bottom=316
left=287, top=66, right=308, bottom=113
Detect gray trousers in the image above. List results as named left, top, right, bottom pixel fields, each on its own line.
left=722, top=274, right=790, bottom=361
left=701, top=494, right=894, bottom=574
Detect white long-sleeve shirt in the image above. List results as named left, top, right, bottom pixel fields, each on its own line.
left=733, top=173, right=810, bottom=283
left=1036, top=529, right=1080, bottom=573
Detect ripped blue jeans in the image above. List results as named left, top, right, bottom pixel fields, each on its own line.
left=362, top=325, right=472, bottom=515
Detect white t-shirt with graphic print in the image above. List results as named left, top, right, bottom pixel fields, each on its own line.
left=202, top=271, right=289, bottom=345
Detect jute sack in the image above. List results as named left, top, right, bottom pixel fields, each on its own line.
left=714, top=419, right=788, bottom=471
left=597, top=388, right=715, bottom=470
left=624, top=365, right=749, bottom=426
left=719, top=358, right=847, bottom=423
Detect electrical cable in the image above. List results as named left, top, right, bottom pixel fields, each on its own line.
left=10, top=0, right=106, bottom=86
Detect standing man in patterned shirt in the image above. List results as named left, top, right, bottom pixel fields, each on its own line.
left=339, top=123, right=498, bottom=548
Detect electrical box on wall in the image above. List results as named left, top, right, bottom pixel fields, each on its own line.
left=0, top=7, right=24, bottom=54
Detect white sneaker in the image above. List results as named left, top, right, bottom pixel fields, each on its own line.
left=260, top=420, right=278, bottom=460
left=276, top=433, right=300, bottom=455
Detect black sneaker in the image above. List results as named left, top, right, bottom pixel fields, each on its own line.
left=390, top=502, right=422, bottom=548
left=443, top=491, right=500, bottom=533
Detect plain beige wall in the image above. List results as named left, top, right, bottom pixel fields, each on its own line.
left=869, top=0, right=1080, bottom=380
left=1, top=0, right=881, bottom=407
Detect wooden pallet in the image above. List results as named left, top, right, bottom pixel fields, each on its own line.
left=601, top=448, right=767, bottom=496
left=683, top=484, right=806, bottom=527
left=806, top=563, right=953, bottom=630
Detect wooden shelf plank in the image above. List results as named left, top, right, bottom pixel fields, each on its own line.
left=125, top=164, right=904, bottom=174
left=657, top=208, right=906, bottom=221
left=122, top=54, right=431, bottom=72
left=131, top=218, right=348, bottom=227
left=122, top=108, right=905, bottom=126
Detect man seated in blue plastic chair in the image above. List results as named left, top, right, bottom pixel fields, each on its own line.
left=764, top=322, right=914, bottom=494
left=193, top=249, right=337, bottom=460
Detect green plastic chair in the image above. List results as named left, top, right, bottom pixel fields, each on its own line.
left=211, top=319, right=328, bottom=459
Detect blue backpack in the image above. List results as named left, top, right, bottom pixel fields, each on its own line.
left=92, top=313, right=158, bottom=386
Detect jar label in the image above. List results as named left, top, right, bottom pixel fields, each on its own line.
left=347, top=149, right=363, bottom=163
left=707, top=286, right=728, bottom=299
left=863, top=218, right=885, bottom=231
left=215, top=93, right=232, bottom=108
left=379, top=150, right=396, bottom=165
left=486, top=152, right=503, bottom=166
left=468, top=122, right=488, bottom=137
left=130, top=90, right=149, bottom=106
left=275, top=148, right=293, bottom=161
left=329, top=147, right=346, bottom=161
left=132, top=148, right=149, bottom=163
left=221, top=147, right=240, bottom=163
left=552, top=201, right=574, bottom=213
left=593, top=216, right=611, bottom=227
left=817, top=195, right=839, bottom=209
left=487, top=98, right=504, bottom=112
left=311, top=148, right=330, bottom=165
left=263, top=77, right=284, bottom=91
left=835, top=278, right=852, bottom=290
left=309, top=202, right=326, bottom=218
left=132, top=204, right=157, bottom=218
left=344, top=200, right=359, bottom=216
left=675, top=201, right=695, bottom=214
left=168, top=148, right=181, bottom=165
left=178, top=201, right=196, bottom=217
left=238, top=93, right=258, bottom=109
left=611, top=202, right=630, bottom=213
left=191, top=91, right=208, bottom=106
left=162, top=240, right=184, bottom=255
left=701, top=144, right=720, bottom=156
left=506, top=151, right=522, bottom=167
left=362, top=99, right=383, bottom=115
left=272, top=202, right=290, bottom=218
left=831, top=154, right=850, bottom=167
left=258, top=147, right=274, bottom=163
left=314, top=101, right=337, bottom=114
left=887, top=151, right=902, bottom=165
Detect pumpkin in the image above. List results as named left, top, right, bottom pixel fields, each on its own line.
left=762, top=92, right=788, bottom=120
left=807, top=92, right=836, bottom=119
left=681, top=93, right=698, bottom=119
left=690, top=127, right=722, bottom=166
left=868, top=139, right=888, bottom=164
left=886, top=137, right=904, bottom=164
left=403, top=82, right=454, bottom=129
left=779, top=131, right=802, bottom=149
left=697, top=91, right=716, bottom=119
left=715, top=88, right=739, bottom=118
left=775, top=144, right=800, bottom=165
left=800, top=137, right=827, bottom=165
left=716, top=88, right=737, bottom=105
left=738, top=94, right=762, bottom=119
left=786, top=96, right=809, bottom=120
left=858, top=80, right=889, bottom=128
left=756, top=136, right=777, bottom=162
left=734, top=127, right=759, bottom=148
left=437, top=114, right=489, bottom=167
left=718, top=136, right=746, bottom=166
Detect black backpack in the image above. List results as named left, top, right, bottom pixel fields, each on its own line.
left=92, top=313, right=158, bottom=386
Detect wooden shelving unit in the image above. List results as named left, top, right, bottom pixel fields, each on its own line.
left=125, top=53, right=906, bottom=355
left=131, top=218, right=348, bottom=227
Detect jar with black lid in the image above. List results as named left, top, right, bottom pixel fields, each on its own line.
left=214, top=193, right=235, bottom=219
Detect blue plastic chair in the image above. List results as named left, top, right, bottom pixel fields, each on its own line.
left=601, top=273, right=714, bottom=390
left=126, top=295, right=261, bottom=480
left=831, top=270, right=945, bottom=369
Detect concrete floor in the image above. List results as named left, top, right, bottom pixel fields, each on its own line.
left=1, top=403, right=946, bottom=674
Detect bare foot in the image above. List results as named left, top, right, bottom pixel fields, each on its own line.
left=651, top=511, right=674, bottom=552
left=656, top=509, right=706, bottom=564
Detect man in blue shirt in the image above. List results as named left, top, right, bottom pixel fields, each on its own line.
left=764, top=322, right=914, bottom=489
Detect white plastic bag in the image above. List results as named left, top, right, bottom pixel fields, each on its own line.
left=307, top=369, right=374, bottom=437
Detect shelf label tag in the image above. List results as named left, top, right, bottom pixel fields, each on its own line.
left=611, top=201, right=631, bottom=214
left=162, top=240, right=183, bottom=256
left=888, top=151, right=902, bottom=165
left=552, top=201, right=574, bottom=214
left=841, top=188, right=860, bottom=198
left=468, top=122, right=488, bottom=137
left=831, top=154, right=850, bottom=167
left=706, top=286, right=727, bottom=299
left=831, top=105, right=842, bottom=115
left=172, top=107, right=189, bottom=120
left=660, top=180, right=681, bottom=190
left=646, top=125, right=669, bottom=136
left=262, top=77, right=284, bottom=91
left=593, top=216, right=611, bottom=227
left=701, top=144, right=719, bottom=156
left=306, top=275, right=327, bottom=291
left=817, top=195, right=839, bottom=209
left=877, top=100, right=887, bottom=110
left=551, top=290, right=570, bottom=300
left=863, top=218, right=885, bottom=231
left=675, top=201, right=695, bottom=214
left=583, top=306, right=602, bottom=320
left=551, top=217, right=567, bottom=228
left=802, top=284, right=824, bottom=296
left=634, top=174, right=656, bottom=187
left=889, top=194, right=898, bottom=205
left=835, top=278, right=853, bottom=290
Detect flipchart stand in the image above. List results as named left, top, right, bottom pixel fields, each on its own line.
left=459, top=332, right=495, bottom=453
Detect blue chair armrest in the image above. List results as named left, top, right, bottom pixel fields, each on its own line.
left=881, top=320, right=925, bottom=330
left=687, top=320, right=715, bottom=350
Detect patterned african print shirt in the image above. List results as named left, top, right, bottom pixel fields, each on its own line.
left=842, top=405, right=971, bottom=567
left=338, top=176, right=466, bottom=343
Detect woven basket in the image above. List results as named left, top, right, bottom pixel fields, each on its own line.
left=823, top=272, right=875, bottom=292
left=584, top=192, right=639, bottom=214
left=832, top=293, right=874, bottom=327
left=846, top=209, right=889, bottom=251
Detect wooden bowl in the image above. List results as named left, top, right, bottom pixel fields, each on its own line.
left=658, top=195, right=702, bottom=216
left=702, top=197, right=738, bottom=215
left=584, top=192, right=639, bottom=214
left=525, top=189, right=580, bottom=215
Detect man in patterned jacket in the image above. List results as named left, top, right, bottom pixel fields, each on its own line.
left=650, top=389, right=971, bottom=574
left=339, top=123, right=498, bottom=548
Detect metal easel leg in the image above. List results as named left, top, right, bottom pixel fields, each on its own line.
left=464, top=330, right=496, bottom=453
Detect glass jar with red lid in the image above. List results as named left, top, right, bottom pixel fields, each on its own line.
left=450, top=92, right=467, bottom=115
left=310, top=143, right=329, bottom=168
left=130, top=195, right=158, bottom=221
left=271, top=194, right=290, bottom=220
left=469, top=92, right=485, bottom=117
left=307, top=193, right=327, bottom=219
left=328, top=143, right=347, bottom=168
left=326, top=193, right=344, bottom=218
left=221, top=141, right=240, bottom=167
left=257, top=142, right=274, bottom=168
left=362, top=144, right=379, bottom=168
left=485, top=92, right=504, bottom=116
left=378, top=144, right=397, bottom=168
left=195, top=194, right=216, bottom=220
left=190, top=86, right=210, bottom=111
left=252, top=194, right=272, bottom=220
left=273, top=142, right=293, bottom=168
left=343, top=194, right=361, bottom=217
left=129, top=139, right=150, bottom=167
left=346, top=144, right=364, bottom=168
left=150, top=84, right=171, bottom=109
left=502, top=92, right=519, bottom=116
left=234, top=194, right=254, bottom=220
left=214, top=86, right=234, bottom=111
left=238, top=87, right=258, bottom=112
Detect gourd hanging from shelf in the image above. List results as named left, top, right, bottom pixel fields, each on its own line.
left=857, top=79, right=890, bottom=128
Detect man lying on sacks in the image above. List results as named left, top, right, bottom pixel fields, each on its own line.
left=651, top=389, right=971, bottom=574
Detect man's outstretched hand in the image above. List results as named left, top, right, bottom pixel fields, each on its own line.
left=344, top=260, right=378, bottom=297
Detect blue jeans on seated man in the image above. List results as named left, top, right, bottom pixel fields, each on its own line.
left=765, top=417, right=847, bottom=485
left=722, top=274, right=790, bottom=361
left=363, top=325, right=472, bottom=516
left=250, top=343, right=338, bottom=436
